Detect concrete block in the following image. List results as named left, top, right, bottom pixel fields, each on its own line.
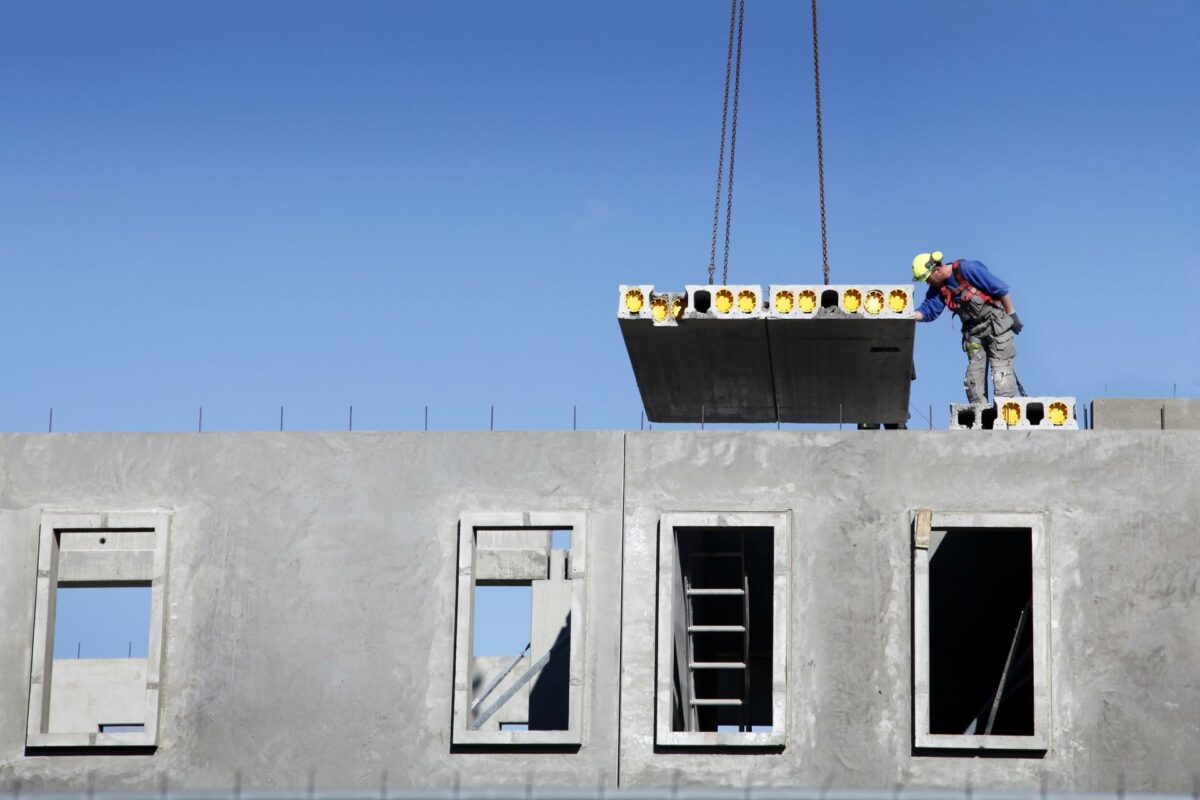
left=1091, top=398, right=1160, bottom=430
left=950, top=398, right=1078, bottom=430
left=1096, top=398, right=1200, bottom=430
left=767, top=284, right=915, bottom=319
left=477, top=529, right=551, bottom=550
left=617, top=285, right=685, bottom=327
left=57, top=550, right=154, bottom=584
left=1163, top=399, right=1200, bottom=429
left=617, top=284, right=655, bottom=320
left=949, top=402, right=995, bottom=430
left=993, top=397, right=1079, bottom=430
left=682, top=284, right=765, bottom=319
left=474, top=549, right=549, bottom=582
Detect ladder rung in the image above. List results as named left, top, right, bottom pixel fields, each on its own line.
left=690, top=698, right=743, bottom=706
left=689, top=662, right=746, bottom=669
left=688, top=625, right=746, bottom=633
left=687, top=588, right=745, bottom=596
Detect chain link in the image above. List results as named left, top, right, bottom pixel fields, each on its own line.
left=811, top=0, right=830, bottom=284
left=708, top=0, right=739, bottom=286
left=721, top=0, right=745, bottom=286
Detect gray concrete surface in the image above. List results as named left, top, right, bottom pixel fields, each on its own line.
left=617, top=430, right=1200, bottom=791
left=2, top=431, right=1199, bottom=792
left=768, top=318, right=915, bottom=424
left=618, top=315, right=916, bottom=424
left=1091, top=398, right=1200, bottom=430
left=47, top=660, right=147, bottom=734
left=618, top=317, right=777, bottom=423
left=1, top=433, right=625, bottom=790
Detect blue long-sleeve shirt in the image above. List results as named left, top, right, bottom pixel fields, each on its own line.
left=915, top=259, right=1010, bottom=322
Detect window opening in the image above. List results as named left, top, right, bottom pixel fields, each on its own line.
left=912, top=511, right=1048, bottom=751
left=656, top=512, right=788, bottom=748
left=53, top=586, right=151, bottom=659
left=472, top=586, right=532, bottom=658
left=929, top=528, right=1033, bottom=735
left=27, top=513, right=169, bottom=749
left=453, top=513, right=586, bottom=745
left=467, top=529, right=571, bottom=732
left=670, top=527, right=773, bottom=734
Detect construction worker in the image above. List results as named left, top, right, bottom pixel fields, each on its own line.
left=911, top=252, right=1024, bottom=404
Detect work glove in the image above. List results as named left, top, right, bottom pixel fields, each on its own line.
left=1010, top=313, right=1024, bottom=335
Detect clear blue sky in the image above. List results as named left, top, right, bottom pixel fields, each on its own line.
left=2, top=0, right=1197, bottom=436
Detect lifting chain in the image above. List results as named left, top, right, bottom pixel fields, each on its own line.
left=708, top=0, right=745, bottom=286
left=811, top=0, right=830, bottom=284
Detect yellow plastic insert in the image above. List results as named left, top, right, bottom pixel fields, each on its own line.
left=625, top=288, right=644, bottom=314
left=672, top=296, right=685, bottom=319
left=888, top=289, right=909, bottom=313
left=774, top=290, right=794, bottom=314
left=864, top=290, right=885, bottom=315
left=650, top=295, right=669, bottom=322
left=1048, top=402, right=1069, bottom=426
left=715, top=289, right=735, bottom=313
left=843, top=289, right=862, bottom=313
left=737, top=289, right=757, bottom=313
left=797, top=290, right=817, bottom=314
left=1002, top=402, right=1022, bottom=426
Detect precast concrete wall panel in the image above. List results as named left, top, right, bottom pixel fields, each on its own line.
left=617, top=283, right=916, bottom=424
left=2, top=431, right=1200, bottom=793
left=767, top=318, right=915, bottom=424
left=618, top=318, right=777, bottom=423
left=0, top=433, right=625, bottom=791
left=618, top=431, right=1200, bottom=791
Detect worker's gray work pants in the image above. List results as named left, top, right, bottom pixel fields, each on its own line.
left=962, top=320, right=1017, bottom=404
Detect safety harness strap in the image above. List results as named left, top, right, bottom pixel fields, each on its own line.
left=940, top=261, right=1004, bottom=311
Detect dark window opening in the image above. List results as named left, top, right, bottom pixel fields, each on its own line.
left=929, top=527, right=1034, bottom=736
left=692, top=290, right=712, bottom=314
left=979, top=406, right=998, bottom=429
left=670, top=527, right=773, bottom=733
left=820, top=289, right=839, bottom=308
left=957, top=408, right=976, bottom=428
left=1026, top=402, right=1045, bottom=426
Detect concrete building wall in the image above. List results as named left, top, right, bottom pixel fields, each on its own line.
left=47, top=659, right=147, bottom=733
left=1, top=431, right=1198, bottom=792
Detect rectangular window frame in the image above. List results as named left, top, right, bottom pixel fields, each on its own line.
left=655, top=511, right=790, bottom=748
left=452, top=511, right=587, bottom=746
left=26, top=512, right=170, bottom=749
left=912, top=510, right=1050, bottom=751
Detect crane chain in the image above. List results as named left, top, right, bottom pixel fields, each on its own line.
left=811, top=0, right=830, bottom=284
left=708, top=0, right=739, bottom=286
left=721, top=0, right=745, bottom=286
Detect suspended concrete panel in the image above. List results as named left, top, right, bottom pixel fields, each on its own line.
left=767, top=316, right=915, bottom=424
left=618, top=284, right=917, bottom=424
left=617, top=319, right=776, bottom=423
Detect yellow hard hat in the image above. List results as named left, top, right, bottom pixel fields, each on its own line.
left=911, top=250, right=944, bottom=282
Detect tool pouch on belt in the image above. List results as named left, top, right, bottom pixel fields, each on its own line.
left=991, top=311, right=1014, bottom=337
